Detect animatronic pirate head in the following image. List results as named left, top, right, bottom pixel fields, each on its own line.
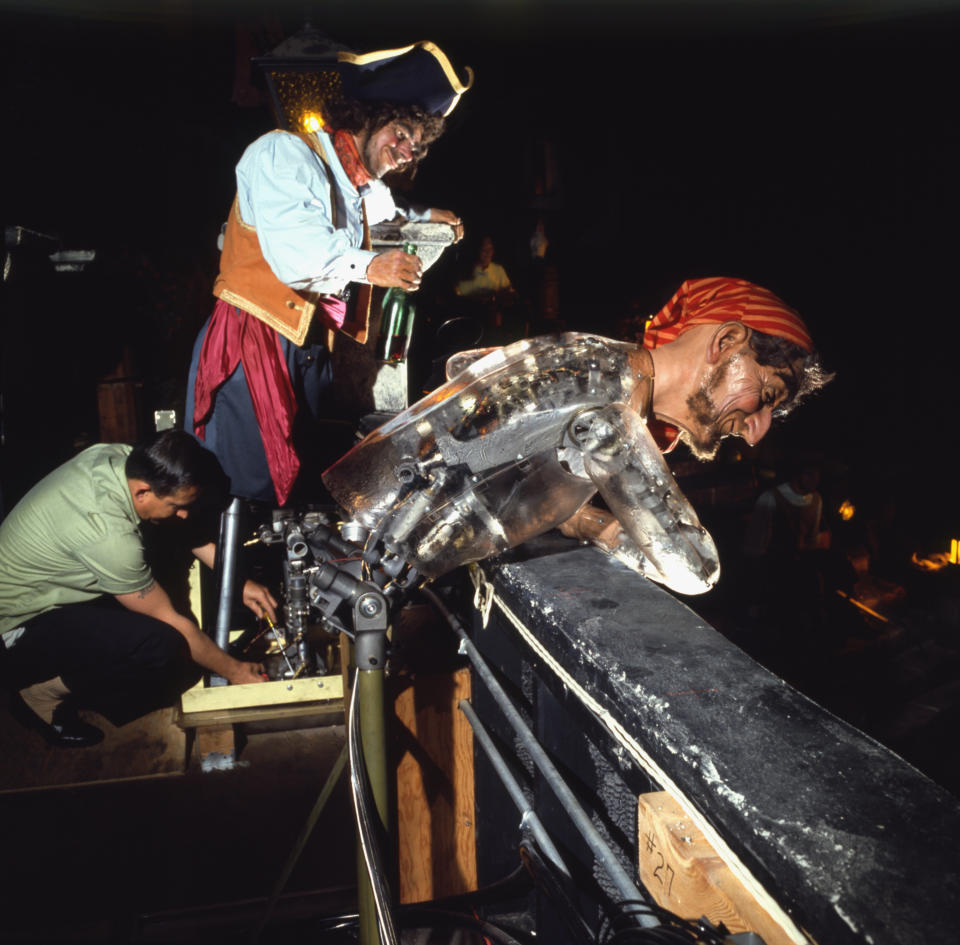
left=640, top=277, right=825, bottom=459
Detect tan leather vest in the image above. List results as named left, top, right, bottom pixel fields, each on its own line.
left=213, top=131, right=371, bottom=347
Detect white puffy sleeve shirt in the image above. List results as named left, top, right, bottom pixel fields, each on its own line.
left=234, top=130, right=378, bottom=295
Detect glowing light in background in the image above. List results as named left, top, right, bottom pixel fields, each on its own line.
left=837, top=500, right=856, bottom=522
left=301, top=111, right=324, bottom=133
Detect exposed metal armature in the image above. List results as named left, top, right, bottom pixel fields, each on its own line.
left=323, top=333, right=719, bottom=595
left=252, top=508, right=416, bottom=680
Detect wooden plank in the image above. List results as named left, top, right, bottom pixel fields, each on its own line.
left=637, top=791, right=804, bottom=945
left=180, top=675, right=343, bottom=715
left=393, top=668, right=477, bottom=903
left=179, top=703, right=344, bottom=728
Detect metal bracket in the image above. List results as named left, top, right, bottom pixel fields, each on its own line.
left=468, top=563, right=495, bottom=628
left=353, top=589, right=389, bottom=671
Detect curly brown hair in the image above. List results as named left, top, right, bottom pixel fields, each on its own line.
left=324, top=98, right=445, bottom=162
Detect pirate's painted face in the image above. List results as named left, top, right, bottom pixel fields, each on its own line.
left=679, top=347, right=798, bottom=460
left=362, top=121, right=424, bottom=179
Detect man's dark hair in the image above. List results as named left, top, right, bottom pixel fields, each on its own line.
left=748, top=331, right=834, bottom=418
left=125, top=431, right=226, bottom=497
left=324, top=98, right=445, bottom=161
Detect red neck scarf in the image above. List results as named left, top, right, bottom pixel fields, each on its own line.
left=333, top=129, right=373, bottom=188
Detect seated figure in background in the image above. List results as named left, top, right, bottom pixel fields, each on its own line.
left=455, top=235, right=523, bottom=346
left=456, top=236, right=514, bottom=298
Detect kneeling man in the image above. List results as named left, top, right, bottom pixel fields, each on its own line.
left=0, top=431, right=275, bottom=747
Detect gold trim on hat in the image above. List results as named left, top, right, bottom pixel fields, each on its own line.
left=337, top=40, right=474, bottom=116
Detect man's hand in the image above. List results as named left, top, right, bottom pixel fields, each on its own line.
left=116, top=580, right=267, bottom=685
left=226, top=659, right=268, bottom=686
left=366, top=248, right=423, bottom=291
left=428, top=208, right=464, bottom=242
left=242, top=580, right=278, bottom=623
left=194, top=544, right=278, bottom=624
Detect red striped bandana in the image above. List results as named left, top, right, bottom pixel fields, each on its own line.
left=642, top=277, right=813, bottom=353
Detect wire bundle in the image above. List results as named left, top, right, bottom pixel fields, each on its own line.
left=600, top=899, right=735, bottom=945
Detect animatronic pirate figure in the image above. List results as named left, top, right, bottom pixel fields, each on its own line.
left=323, top=277, right=831, bottom=595
left=186, top=41, right=473, bottom=506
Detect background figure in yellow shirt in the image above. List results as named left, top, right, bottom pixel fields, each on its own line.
left=455, top=236, right=521, bottom=345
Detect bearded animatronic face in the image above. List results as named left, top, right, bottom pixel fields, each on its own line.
left=672, top=328, right=802, bottom=460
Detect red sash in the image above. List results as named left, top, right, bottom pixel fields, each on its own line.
left=193, top=300, right=300, bottom=504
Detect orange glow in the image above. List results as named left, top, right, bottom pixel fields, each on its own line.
left=836, top=589, right=889, bottom=623
left=301, top=111, right=324, bottom=133
left=911, top=551, right=950, bottom=572
left=837, top=500, right=855, bottom=522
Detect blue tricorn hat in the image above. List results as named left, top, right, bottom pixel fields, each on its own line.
left=337, top=41, right=473, bottom=117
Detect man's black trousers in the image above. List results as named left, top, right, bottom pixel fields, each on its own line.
left=1, top=599, right=200, bottom=726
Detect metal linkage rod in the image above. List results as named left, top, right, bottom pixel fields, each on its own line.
left=458, top=698, right=572, bottom=880
left=422, top=587, right=658, bottom=928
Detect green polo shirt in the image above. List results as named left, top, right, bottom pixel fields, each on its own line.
left=0, top=444, right=153, bottom=641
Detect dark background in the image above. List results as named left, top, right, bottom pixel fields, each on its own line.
left=3, top=1, right=960, bottom=788
left=3, top=1, right=959, bottom=517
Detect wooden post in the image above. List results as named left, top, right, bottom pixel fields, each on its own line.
left=195, top=723, right=236, bottom=772
left=393, top=668, right=477, bottom=903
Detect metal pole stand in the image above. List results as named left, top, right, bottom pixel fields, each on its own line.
left=350, top=588, right=394, bottom=945
left=253, top=582, right=394, bottom=943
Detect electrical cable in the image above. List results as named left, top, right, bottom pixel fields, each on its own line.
left=599, top=898, right=733, bottom=945
left=409, top=862, right=533, bottom=912
left=302, top=861, right=536, bottom=942
left=399, top=907, right=530, bottom=945
left=518, top=839, right=595, bottom=945
left=309, top=902, right=533, bottom=944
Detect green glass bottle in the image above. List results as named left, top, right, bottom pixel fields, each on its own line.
left=376, top=241, right=418, bottom=362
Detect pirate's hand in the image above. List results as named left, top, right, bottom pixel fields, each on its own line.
left=559, top=505, right=622, bottom=551
left=367, top=249, right=423, bottom=291
left=428, top=208, right=464, bottom=242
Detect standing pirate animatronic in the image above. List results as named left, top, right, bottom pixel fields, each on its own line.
left=186, top=41, right=472, bottom=506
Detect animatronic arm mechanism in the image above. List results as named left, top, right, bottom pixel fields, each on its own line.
left=322, top=333, right=720, bottom=595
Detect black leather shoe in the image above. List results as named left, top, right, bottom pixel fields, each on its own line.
left=9, top=693, right=104, bottom=748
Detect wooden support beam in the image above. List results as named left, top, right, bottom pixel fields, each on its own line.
left=393, top=668, right=477, bottom=903
left=637, top=791, right=809, bottom=945
left=178, top=676, right=344, bottom=728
